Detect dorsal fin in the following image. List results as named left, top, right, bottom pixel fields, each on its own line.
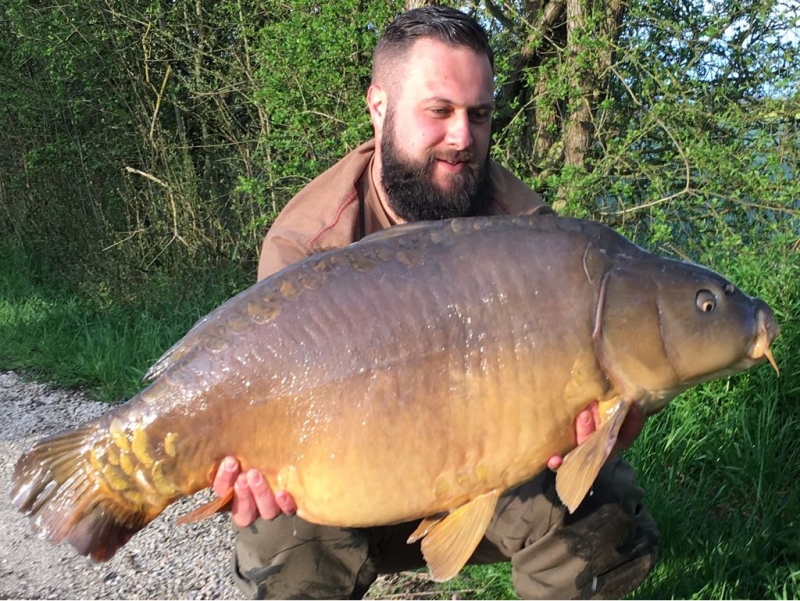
left=359, top=221, right=440, bottom=244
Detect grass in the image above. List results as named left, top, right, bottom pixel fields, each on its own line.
left=628, top=372, right=800, bottom=599
left=0, top=245, right=247, bottom=402
left=1, top=239, right=798, bottom=599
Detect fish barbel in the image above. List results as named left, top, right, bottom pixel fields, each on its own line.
left=12, top=214, right=780, bottom=581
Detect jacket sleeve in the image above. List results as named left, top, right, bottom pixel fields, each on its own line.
left=255, top=141, right=375, bottom=281
left=256, top=229, right=315, bottom=281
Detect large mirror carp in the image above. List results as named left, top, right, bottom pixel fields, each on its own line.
left=12, top=214, right=780, bottom=581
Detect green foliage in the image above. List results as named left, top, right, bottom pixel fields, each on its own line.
left=0, top=0, right=401, bottom=293
left=2, top=0, right=796, bottom=285
left=589, top=0, right=799, bottom=247
left=486, top=0, right=800, bottom=258
left=248, top=0, right=399, bottom=213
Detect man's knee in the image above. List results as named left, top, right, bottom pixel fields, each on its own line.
left=486, top=457, right=659, bottom=599
left=554, top=472, right=659, bottom=599
left=232, top=515, right=377, bottom=600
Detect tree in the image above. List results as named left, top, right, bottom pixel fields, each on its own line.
left=0, top=0, right=796, bottom=288
left=481, top=0, right=799, bottom=252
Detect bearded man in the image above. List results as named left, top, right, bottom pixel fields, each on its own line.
left=213, top=6, right=659, bottom=600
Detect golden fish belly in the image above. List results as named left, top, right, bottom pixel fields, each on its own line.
left=226, top=328, right=606, bottom=527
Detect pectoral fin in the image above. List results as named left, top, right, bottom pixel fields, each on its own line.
left=555, top=399, right=631, bottom=513
left=418, top=490, right=500, bottom=582
left=176, top=487, right=234, bottom=524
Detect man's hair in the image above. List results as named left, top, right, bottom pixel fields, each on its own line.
left=372, top=6, right=493, bottom=86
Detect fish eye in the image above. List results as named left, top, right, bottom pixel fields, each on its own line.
left=696, top=290, right=717, bottom=312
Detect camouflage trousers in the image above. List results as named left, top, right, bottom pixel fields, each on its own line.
left=231, top=456, right=659, bottom=600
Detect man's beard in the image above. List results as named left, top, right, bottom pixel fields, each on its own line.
left=380, top=113, right=492, bottom=222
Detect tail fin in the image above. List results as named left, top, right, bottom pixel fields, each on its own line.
left=12, top=424, right=150, bottom=561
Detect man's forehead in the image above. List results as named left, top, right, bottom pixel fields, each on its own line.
left=399, top=38, right=494, bottom=105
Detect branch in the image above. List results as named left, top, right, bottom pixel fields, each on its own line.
left=124, top=166, right=168, bottom=188
left=124, top=166, right=187, bottom=250
left=150, top=64, right=172, bottom=142
left=604, top=65, right=692, bottom=216
left=484, top=0, right=518, bottom=34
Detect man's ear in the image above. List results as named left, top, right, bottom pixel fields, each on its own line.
left=367, top=84, right=387, bottom=134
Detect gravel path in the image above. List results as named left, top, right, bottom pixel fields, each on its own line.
left=1, top=371, right=244, bottom=600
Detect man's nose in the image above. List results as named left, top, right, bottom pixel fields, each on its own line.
left=445, top=112, right=473, bottom=150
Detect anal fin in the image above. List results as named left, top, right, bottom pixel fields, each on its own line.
left=556, top=399, right=630, bottom=513
left=419, top=490, right=500, bottom=582
left=176, top=487, right=234, bottom=524
left=407, top=513, right=447, bottom=544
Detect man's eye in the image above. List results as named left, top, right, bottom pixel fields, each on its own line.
left=470, top=111, right=490, bottom=123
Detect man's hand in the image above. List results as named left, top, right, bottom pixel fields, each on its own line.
left=213, top=457, right=297, bottom=528
left=546, top=402, right=646, bottom=471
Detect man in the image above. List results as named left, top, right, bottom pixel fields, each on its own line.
left=214, top=6, right=659, bottom=599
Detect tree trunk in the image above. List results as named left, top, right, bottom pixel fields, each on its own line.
left=488, top=0, right=626, bottom=211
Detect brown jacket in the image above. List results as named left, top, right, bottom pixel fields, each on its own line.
left=257, top=139, right=551, bottom=280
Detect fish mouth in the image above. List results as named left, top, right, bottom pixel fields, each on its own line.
left=746, top=305, right=781, bottom=375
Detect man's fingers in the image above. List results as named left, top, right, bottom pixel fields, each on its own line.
left=275, top=490, right=298, bottom=515
left=214, top=456, right=297, bottom=524
left=213, top=456, right=240, bottom=498
left=574, top=406, right=597, bottom=446
left=549, top=402, right=650, bottom=473
left=547, top=455, right=563, bottom=471
left=219, top=461, right=296, bottom=526
left=231, top=473, right=258, bottom=528
left=548, top=404, right=600, bottom=472
left=246, top=469, right=283, bottom=521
